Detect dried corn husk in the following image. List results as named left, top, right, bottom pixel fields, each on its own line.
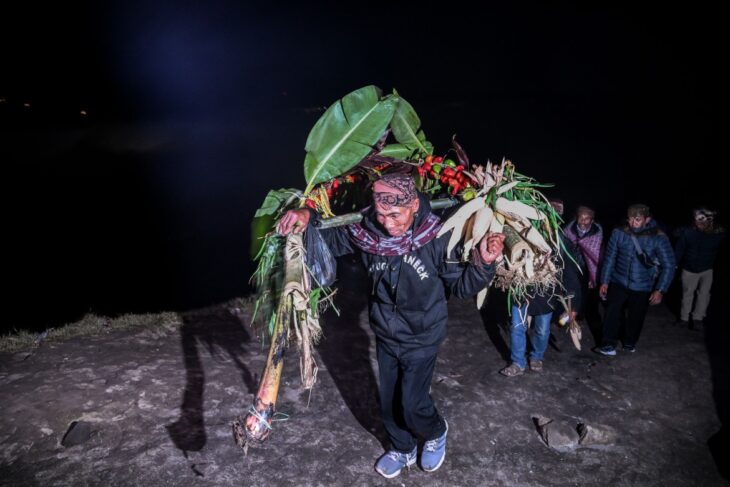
left=470, top=206, right=494, bottom=246
left=504, top=217, right=552, bottom=254
left=476, top=287, right=488, bottom=309
left=437, top=196, right=486, bottom=255
left=489, top=213, right=504, bottom=233
left=496, top=197, right=545, bottom=221
left=496, top=180, right=520, bottom=195
left=569, top=320, right=582, bottom=350
left=462, top=214, right=478, bottom=261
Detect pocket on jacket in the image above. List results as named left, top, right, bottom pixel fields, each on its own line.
left=401, top=309, right=426, bottom=335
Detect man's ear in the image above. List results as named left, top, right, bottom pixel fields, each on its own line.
left=646, top=216, right=653, bottom=224
left=411, top=198, right=420, bottom=212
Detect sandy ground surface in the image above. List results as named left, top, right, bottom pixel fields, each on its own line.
left=1, top=264, right=728, bottom=487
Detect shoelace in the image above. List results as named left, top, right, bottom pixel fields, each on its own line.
left=424, top=438, right=439, bottom=452
left=387, top=450, right=415, bottom=463
left=387, top=451, right=404, bottom=462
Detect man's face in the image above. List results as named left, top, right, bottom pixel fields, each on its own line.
left=577, top=212, right=594, bottom=231
left=375, top=202, right=418, bottom=237
left=694, top=217, right=711, bottom=232
left=628, top=214, right=650, bottom=230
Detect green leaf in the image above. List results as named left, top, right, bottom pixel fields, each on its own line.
left=254, top=188, right=300, bottom=218
left=390, top=96, right=432, bottom=156
left=303, top=85, right=397, bottom=193
left=250, top=215, right=274, bottom=259
left=251, top=188, right=299, bottom=258
left=378, top=143, right=415, bottom=159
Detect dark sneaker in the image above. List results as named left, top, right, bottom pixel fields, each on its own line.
left=529, top=359, right=544, bottom=372
left=421, top=420, right=448, bottom=472
left=375, top=447, right=417, bottom=478
left=596, top=345, right=616, bottom=356
left=622, top=345, right=636, bottom=353
left=676, top=319, right=690, bottom=327
left=692, top=320, right=705, bottom=331
left=499, top=363, right=526, bottom=377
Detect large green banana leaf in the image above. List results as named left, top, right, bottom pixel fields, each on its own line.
left=254, top=188, right=301, bottom=218
left=251, top=188, right=300, bottom=258
left=379, top=141, right=434, bottom=160
left=390, top=94, right=432, bottom=156
left=303, top=85, right=397, bottom=194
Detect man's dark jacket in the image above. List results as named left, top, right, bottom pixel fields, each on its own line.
left=600, top=220, right=675, bottom=293
left=313, top=194, right=496, bottom=357
left=674, top=226, right=725, bottom=273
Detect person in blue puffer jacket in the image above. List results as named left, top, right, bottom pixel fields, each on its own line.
left=596, top=204, right=675, bottom=355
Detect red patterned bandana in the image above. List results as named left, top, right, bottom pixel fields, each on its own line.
left=373, top=174, right=417, bottom=208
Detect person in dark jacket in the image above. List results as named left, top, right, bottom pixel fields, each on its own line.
left=674, top=207, right=725, bottom=329
left=277, top=174, right=505, bottom=479
left=596, top=204, right=675, bottom=355
left=499, top=237, right=583, bottom=377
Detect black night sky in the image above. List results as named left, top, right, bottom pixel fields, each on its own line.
left=1, top=2, right=726, bottom=331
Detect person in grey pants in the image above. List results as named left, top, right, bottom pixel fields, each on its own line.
left=674, top=207, right=726, bottom=329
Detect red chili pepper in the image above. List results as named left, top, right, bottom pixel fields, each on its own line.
left=305, top=199, right=317, bottom=209
left=443, top=167, right=456, bottom=178
left=433, top=156, right=444, bottom=164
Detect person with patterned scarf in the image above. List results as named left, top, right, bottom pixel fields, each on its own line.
left=564, top=206, right=603, bottom=289
left=563, top=206, right=604, bottom=327
left=277, top=173, right=505, bottom=479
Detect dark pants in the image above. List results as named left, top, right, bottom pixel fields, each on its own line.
left=602, top=283, right=650, bottom=347
left=376, top=342, right=446, bottom=452
left=582, top=287, right=603, bottom=327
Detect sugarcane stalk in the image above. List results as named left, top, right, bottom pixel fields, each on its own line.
left=502, top=225, right=532, bottom=265
left=235, top=233, right=306, bottom=451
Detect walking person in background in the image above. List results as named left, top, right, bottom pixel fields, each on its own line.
left=563, top=206, right=603, bottom=328
left=499, top=239, right=583, bottom=376
left=674, top=207, right=726, bottom=330
left=499, top=197, right=583, bottom=377
left=596, top=204, right=675, bottom=356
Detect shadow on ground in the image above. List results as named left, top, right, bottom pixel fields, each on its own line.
left=166, top=308, right=257, bottom=455
left=316, top=257, right=389, bottom=449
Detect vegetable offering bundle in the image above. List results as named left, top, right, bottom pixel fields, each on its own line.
left=234, top=85, right=570, bottom=452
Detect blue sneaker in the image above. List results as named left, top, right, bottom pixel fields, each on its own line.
left=375, top=446, right=417, bottom=478
left=596, top=345, right=616, bottom=356
left=421, top=420, right=448, bottom=472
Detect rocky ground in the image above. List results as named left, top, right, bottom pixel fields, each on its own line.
left=1, top=263, right=728, bottom=486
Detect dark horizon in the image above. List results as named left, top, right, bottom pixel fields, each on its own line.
left=2, top=2, right=726, bottom=330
